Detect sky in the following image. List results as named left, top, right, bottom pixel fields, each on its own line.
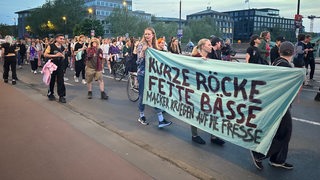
left=1, top=0, right=319, bottom=33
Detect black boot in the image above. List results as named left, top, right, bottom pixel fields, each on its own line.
left=101, top=91, right=108, bottom=100
left=88, top=91, right=92, bottom=99
left=315, top=92, right=320, bottom=101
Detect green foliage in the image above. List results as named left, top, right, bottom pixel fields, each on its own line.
left=0, top=24, right=16, bottom=37
left=73, top=19, right=104, bottom=37
left=26, top=0, right=87, bottom=37
left=106, top=8, right=150, bottom=38
left=152, top=22, right=178, bottom=40
left=183, top=18, right=221, bottom=43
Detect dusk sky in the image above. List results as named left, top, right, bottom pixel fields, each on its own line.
left=1, top=0, right=319, bottom=32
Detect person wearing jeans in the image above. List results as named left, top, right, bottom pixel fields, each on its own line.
left=136, top=27, right=172, bottom=128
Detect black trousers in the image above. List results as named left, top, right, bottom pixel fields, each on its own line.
left=252, top=109, right=292, bottom=164
left=30, top=59, right=38, bottom=71
left=48, top=60, right=66, bottom=97
left=306, top=58, right=315, bottom=80
left=75, top=59, right=85, bottom=79
left=3, top=56, right=17, bottom=80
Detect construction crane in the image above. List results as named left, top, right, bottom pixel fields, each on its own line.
left=307, top=15, right=320, bottom=32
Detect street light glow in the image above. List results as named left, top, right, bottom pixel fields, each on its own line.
left=88, top=8, right=93, bottom=14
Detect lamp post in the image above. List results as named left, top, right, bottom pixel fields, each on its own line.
left=88, top=8, right=94, bottom=37
left=123, top=0, right=128, bottom=35
left=62, top=16, right=67, bottom=35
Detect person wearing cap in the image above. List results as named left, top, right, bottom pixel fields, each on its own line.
left=245, top=34, right=267, bottom=64
left=44, top=34, right=67, bottom=103
left=85, top=38, right=108, bottom=100
left=270, top=36, right=285, bottom=64
left=208, top=37, right=222, bottom=60
left=250, top=41, right=295, bottom=171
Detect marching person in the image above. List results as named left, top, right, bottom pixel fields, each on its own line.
left=136, top=27, right=172, bottom=128
left=44, top=34, right=67, bottom=103
left=85, top=38, right=108, bottom=100
left=250, top=41, right=295, bottom=170
left=1, top=35, right=18, bottom=85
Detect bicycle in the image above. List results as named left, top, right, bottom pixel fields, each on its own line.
left=112, top=58, right=126, bottom=81
left=127, top=72, right=139, bottom=102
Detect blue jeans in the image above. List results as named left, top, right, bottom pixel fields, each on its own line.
left=138, top=74, right=162, bottom=114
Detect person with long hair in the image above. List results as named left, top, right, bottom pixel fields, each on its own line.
left=1, top=35, right=18, bottom=84
left=169, top=37, right=181, bottom=54
left=189, top=39, right=225, bottom=145
left=136, top=27, right=172, bottom=128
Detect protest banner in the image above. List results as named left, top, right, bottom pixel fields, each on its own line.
left=143, top=48, right=305, bottom=155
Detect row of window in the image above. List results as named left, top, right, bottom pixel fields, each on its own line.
left=86, top=1, right=132, bottom=10
left=188, top=14, right=231, bottom=21
left=96, top=10, right=112, bottom=16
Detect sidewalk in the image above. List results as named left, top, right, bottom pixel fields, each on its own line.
left=0, top=82, right=150, bottom=180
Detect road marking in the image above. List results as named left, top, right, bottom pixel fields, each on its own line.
left=64, top=82, right=74, bottom=86
left=293, top=117, right=320, bottom=126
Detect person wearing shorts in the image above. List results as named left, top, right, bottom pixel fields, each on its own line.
left=85, top=38, right=108, bottom=100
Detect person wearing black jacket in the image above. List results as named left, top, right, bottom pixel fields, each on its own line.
left=208, top=37, right=222, bottom=60
left=250, top=41, right=295, bottom=170
left=270, top=36, right=285, bottom=64
left=304, top=35, right=315, bottom=81
left=1, top=35, right=18, bottom=85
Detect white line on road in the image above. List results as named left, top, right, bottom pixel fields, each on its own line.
left=64, top=82, right=74, bottom=86
left=293, top=117, right=320, bottom=126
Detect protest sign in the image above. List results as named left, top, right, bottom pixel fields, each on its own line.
left=143, top=48, right=305, bottom=155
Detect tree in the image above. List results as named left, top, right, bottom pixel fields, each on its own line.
left=185, top=18, right=222, bottom=43
left=153, top=22, right=178, bottom=41
left=73, top=19, right=104, bottom=37
left=106, top=8, right=150, bottom=37
left=26, top=0, right=87, bottom=37
left=0, top=24, right=16, bottom=37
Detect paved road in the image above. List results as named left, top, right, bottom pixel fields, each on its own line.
left=1, top=60, right=320, bottom=180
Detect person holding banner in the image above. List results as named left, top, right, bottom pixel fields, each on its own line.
left=136, top=27, right=172, bottom=128
left=190, top=38, right=225, bottom=145
left=250, top=41, right=295, bottom=170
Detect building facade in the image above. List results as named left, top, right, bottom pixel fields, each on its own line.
left=186, top=7, right=234, bottom=41
left=223, top=8, right=295, bottom=42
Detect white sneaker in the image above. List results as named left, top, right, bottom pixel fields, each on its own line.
left=74, top=76, right=79, bottom=83
left=82, top=79, right=87, bottom=84
left=64, top=77, right=69, bottom=81
left=18, top=65, right=22, bottom=69
left=34, top=70, right=37, bottom=74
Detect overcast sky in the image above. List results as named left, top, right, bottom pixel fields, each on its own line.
left=1, top=0, right=319, bottom=32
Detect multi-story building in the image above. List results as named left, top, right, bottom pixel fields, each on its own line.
left=223, top=8, right=295, bottom=42
left=186, top=7, right=234, bottom=41
left=85, top=0, right=133, bottom=36
left=15, top=8, right=38, bottom=38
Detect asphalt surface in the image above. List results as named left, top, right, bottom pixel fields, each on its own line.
left=1, top=58, right=319, bottom=180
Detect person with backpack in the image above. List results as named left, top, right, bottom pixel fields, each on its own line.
left=250, top=41, right=296, bottom=170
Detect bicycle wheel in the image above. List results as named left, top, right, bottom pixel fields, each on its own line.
left=117, top=63, right=127, bottom=81
left=127, top=74, right=139, bottom=102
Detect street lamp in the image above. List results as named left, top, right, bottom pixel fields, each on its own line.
left=62, top=16, right=67, bottom=34
left=123, top=0, right=128, bottom=34
left=88, top=8, right=94, bottom=37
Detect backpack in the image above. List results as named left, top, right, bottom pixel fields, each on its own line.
left=292, top=42, right=305, bottom=67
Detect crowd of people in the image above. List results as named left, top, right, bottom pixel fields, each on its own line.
left=1, top=27, right=319, bottom=171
